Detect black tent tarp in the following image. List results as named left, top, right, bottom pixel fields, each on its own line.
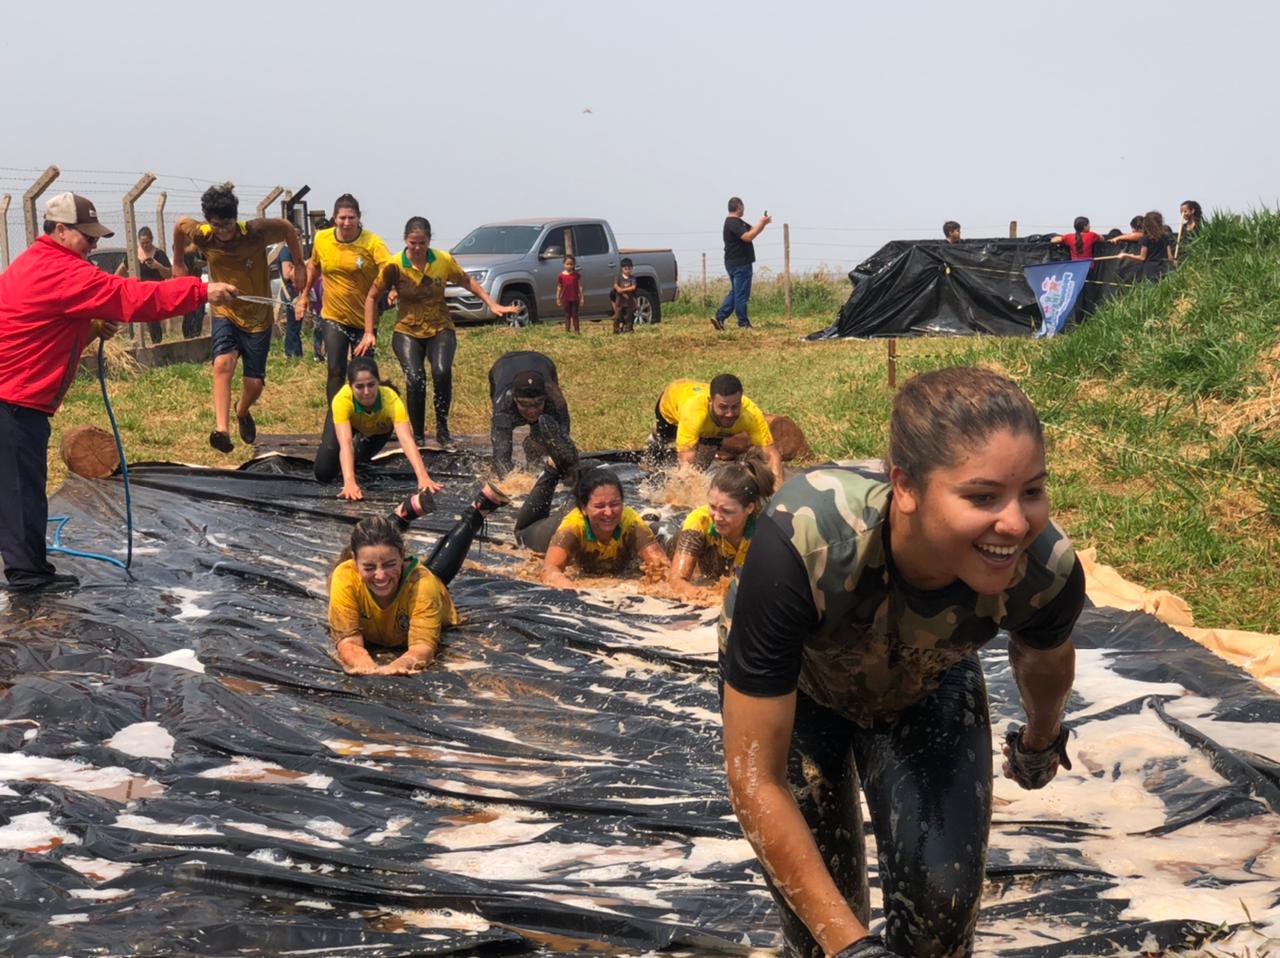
left=808, top=237, right=1153, bottom=340
left=1, top=453, right=1277, bottom=956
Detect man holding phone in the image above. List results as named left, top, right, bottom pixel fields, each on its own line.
left=712, top=196, right=771, bottom=331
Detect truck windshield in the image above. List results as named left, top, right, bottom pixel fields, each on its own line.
left=451, top=226, right=542, bottom=256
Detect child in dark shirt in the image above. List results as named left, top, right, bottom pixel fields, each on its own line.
left=555, top=255, right=583, bottom=333
left=611, top=258, right=637, bottom=334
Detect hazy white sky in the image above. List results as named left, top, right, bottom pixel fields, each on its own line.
left=2, top=0, right=1276, bottom=275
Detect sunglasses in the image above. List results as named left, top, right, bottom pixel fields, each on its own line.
left=71, top=227, right=100, bottom=246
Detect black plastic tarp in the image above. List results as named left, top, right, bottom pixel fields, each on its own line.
left=808, top=237, right=1152, bottom=340
left=1, top=452, right=1277, bottom=956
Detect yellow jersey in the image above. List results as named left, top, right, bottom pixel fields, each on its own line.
left=379, top=249, right=470, bottom=338
left=658, top=380, right=774, bottom=451
left=177, top=217, right=292, bottom=331
left=328, top=556, right=458, bottom=654
left=675, top=505, right=755, bottom=578
left=548, top=506, right=657, bottom=575
left=310, top=227, right=394, bottom=328
left=330, top=384, right=408, bottom=438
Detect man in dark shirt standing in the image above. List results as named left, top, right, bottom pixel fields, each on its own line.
left=712, top=196, right=771, bottom=331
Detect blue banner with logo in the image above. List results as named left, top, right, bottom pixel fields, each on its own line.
left=1025, top=260, right=1090, bottom=337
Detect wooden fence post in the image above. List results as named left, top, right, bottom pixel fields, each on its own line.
left=783, top=223, right=792, bottom=321
left=155, top=191, right=167, bottom=247
left=0, top=194, right=10, bottom=270
left=1009, top=220, right=1018, bottom=239
left=123, top=173, right=157, bottom=348
left=887, top=339, right=897, bottom=389
left=22, top=166, right=60, bottom=247
left=256, top=186, right=283, bottom=218
left=701, top=252, right=707, bottom=298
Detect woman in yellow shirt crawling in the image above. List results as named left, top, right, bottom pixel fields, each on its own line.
left=514, top=465, right=669, bottom=589
left=328, top=482, right=510, bottom=675
left=667, top=452, right=776, bottom=599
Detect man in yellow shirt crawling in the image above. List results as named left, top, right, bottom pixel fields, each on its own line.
left=649, top=373, right=785, bottom=490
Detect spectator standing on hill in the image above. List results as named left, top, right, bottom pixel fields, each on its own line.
left=279, top=242, right=323, bottom=361
left=1050, top=217, right=1104, bottom=260
left=556, top=255, right=583, bottom=334
left=712, top=197, right=771, bottom=331
left=1176, top=200, right=1203, bottom=259
left=180, top=250, right=207, bottom=339
left=114, top=227, right=172, bottom=344
left=173, top=183, right=306, bottom=454
left=1111, top=214, right=1147, bottom=243
left=0, top=192, right=235, bottom=594
left=1117, top=210, right=1173, bottom=280
left=943, top=220, right=962, bottom=243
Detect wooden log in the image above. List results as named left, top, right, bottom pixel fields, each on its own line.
left=715, top=413, right=813, bottom=462
left=59, top=425, right=120, bottom=479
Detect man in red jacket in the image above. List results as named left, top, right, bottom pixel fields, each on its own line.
left=0, top=192, right=237, bottom=593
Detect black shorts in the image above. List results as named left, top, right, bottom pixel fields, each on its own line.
left=211, top=317, right=272, bottom=380
left=654, top=399, right=678, bottom=443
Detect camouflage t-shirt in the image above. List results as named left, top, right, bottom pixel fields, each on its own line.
left=719, top=463, right=1083, bottom=727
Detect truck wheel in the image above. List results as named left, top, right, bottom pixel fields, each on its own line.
left=633, top=289, right=661, bottom=325
left=500, top=290, right=536, bottom=327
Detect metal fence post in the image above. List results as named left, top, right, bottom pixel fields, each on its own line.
left=22, top=166, right=60, bottom=247
left=123, top=173, right=157, bottom=348
left=783, top=223, right=792, bottom=321
left=0, top=194, right=10, bottom=270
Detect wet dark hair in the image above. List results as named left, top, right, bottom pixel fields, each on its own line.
left=1072, top=216, right=1089, bottom=255
left=1180, top=200, right=1203, bottom=225
left=347, top=355, right=381, bottom=385
left=335, top=515, right=405, bottom=569
left=404, top=216, right=431, bottom=238
left=333, top=194, right=361, bottom=217
left=709, top=449, right=776, bottom=512
left=889, top=366, right=1043, bottom=485
left=727, top=196, right=743, bottom=214
left=574, top=466, right=625, bottom=510
left=943, top=220, right=961, bottom=239
left=201, top=183, right=238, bottom=222
left=709, top=373, right=743, bottom=399
left=1142, top=210, right=1165, bottom=243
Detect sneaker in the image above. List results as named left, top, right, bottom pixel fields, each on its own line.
left=209, top=430, right=234, bottom=453
left=711, top=315, right=725, bottom=331
left=236, top=410, right=257, bottom=444
left=7, top=572, right=80, bottom=594
left=473, top=482, right=511, bottom=514
left=392, top=489, right=436, bottom=530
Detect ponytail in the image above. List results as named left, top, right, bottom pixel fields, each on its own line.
left=709, top=449, right=776, bottom=512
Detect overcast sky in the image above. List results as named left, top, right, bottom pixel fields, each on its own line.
left=3, top=1, right=1276, bottom=276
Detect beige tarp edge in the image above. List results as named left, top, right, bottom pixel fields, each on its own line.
left=1078, top=547, right=1280, bottom=690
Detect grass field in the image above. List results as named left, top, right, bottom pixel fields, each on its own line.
left=51, top=212, right=1280, bottom=632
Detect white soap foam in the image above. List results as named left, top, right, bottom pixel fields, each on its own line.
left=0, top=811, right=79, bottom=850
left=105, top=721, right=175, bottom=761
left=138, top=648, right=205, bottom=673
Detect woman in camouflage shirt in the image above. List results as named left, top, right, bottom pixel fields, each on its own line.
left=720, top=367, right=1084, bottom=958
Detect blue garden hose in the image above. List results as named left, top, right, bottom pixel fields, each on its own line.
left=46, top=338, right=134, bottom=572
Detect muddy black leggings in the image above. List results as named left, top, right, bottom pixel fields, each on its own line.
left=422, top=503, right=486, bottom=587
left=768, top=656, right=992, bottom=958
left=320, top=319, right=366, bottom=404
left=313, top=413, right=392, bottom=483
left=392, top=329, right=456, bottom=439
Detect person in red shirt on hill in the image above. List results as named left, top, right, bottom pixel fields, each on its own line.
left=0, top=192, right=237, bottom=594
left=1050, top=216, right=1104, bottom=260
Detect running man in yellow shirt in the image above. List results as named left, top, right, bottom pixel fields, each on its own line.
left=172, top=183, right=306, bottom=453
left=650, top=373, right=784, bottom=489
left=298, top=194, right=395, bottom=402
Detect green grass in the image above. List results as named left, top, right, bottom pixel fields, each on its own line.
left=53, top=210, right=1280, bottom=631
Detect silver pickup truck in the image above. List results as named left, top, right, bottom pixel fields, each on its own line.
left=446, top=218, right=678, bottom=326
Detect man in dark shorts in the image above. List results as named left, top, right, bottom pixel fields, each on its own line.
left=173, top=183, right=305, bottom=453
left=488, top=350, right=576, bottom=479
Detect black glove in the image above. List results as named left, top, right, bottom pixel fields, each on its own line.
left=833, top=935, right=898, bottom=958
left=1003, top=723, right=1072, bottom=790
